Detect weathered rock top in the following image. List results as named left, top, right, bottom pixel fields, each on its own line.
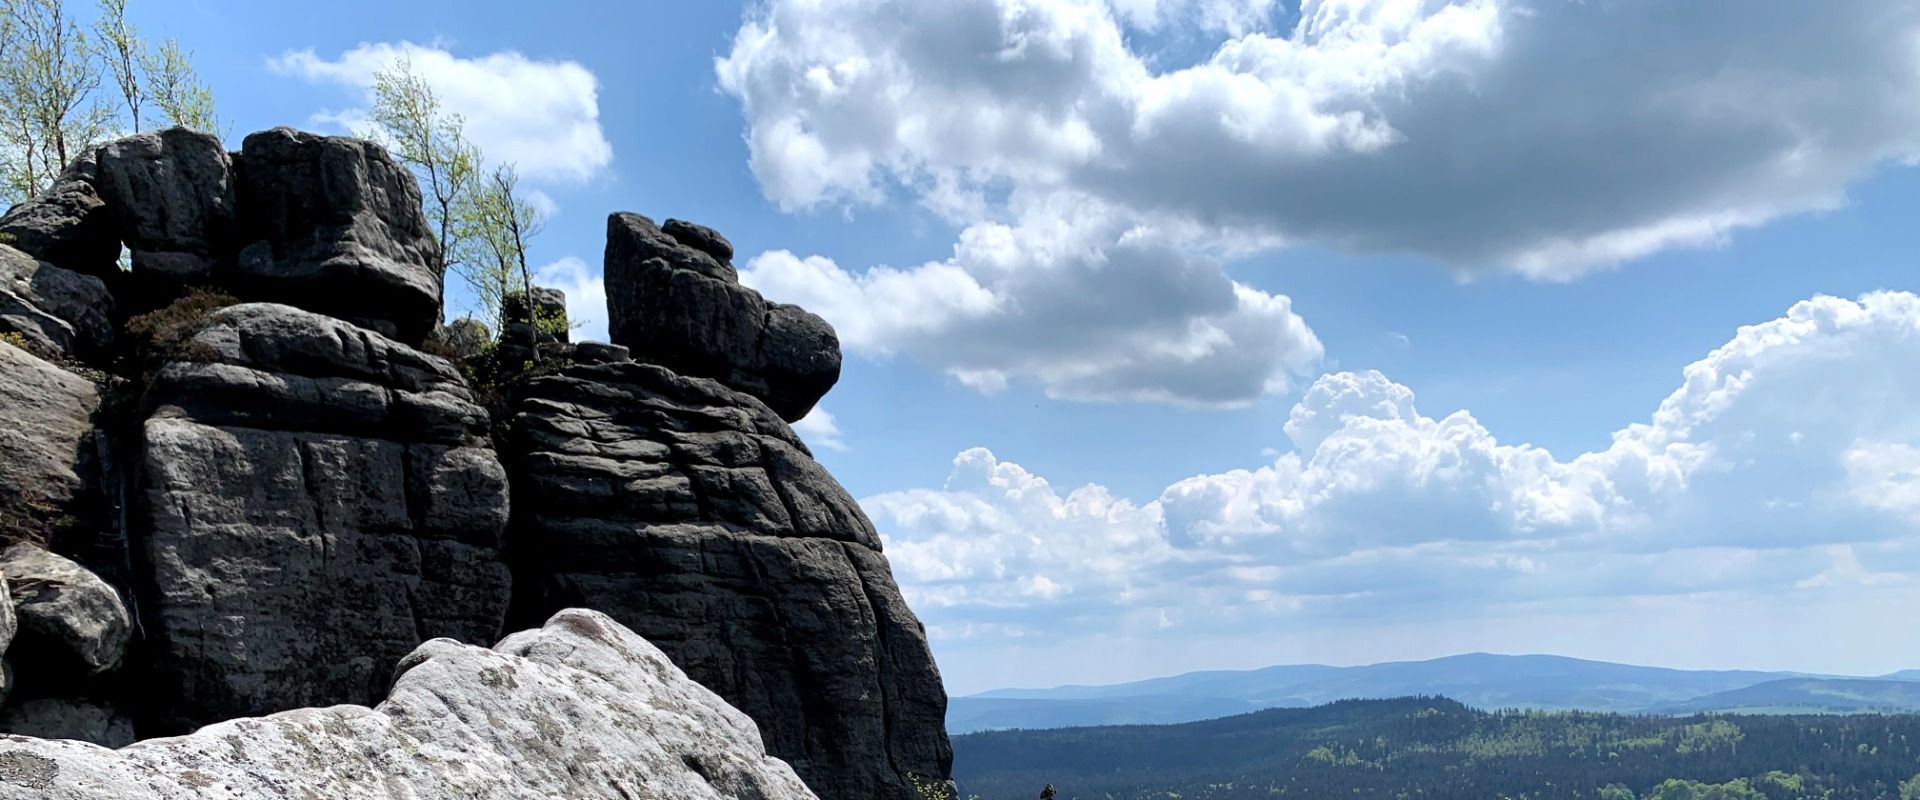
left=604, top=212, right=842, bottom=422
left=0, top=609, right=819, bottom=800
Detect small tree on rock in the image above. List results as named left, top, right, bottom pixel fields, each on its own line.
left=368, top=55, right=477, bottom=283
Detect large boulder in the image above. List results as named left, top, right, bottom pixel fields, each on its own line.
left=0, top=179, right=118, bottom=278
left=0, top=609, right=818, bottom=799
left=497, top=287, right=570, bottom=369
left=0, top=343, right=101, bottom=545
left=0, top=544, right=130, bottom=678
left=85, top=127, right=236, bottom=281
left=0, top=245, right=114, bottom=360
left=232, top=128, right=442, bottom=344
left=603, top=213, right=840, bottom=422
left=136, top=303, right=509, bottom=734
left=506, top=361, right=951, bottom=799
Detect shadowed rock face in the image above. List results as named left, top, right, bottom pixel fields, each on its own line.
left=1, top=544, right=132, bottom=680
left=0, top=180, right=118, bottom=279
left=603, top=213, right=840, bottom=423
left=85, top=128, right=237, bottom=281
left=0, top=245, right=114, bottom=361
left=232, top=128, right=442, bottom=344
left=0, top=609, right=819, bottom=800
left=0, top=343, right=101, bottom=542
left=505, top=361, right=952, bottom=800
left=135, top=303, right=509, bottom=734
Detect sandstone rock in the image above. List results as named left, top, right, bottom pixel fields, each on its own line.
left=0, top=344, right=100, bottom=544
left=663, top=218, right=733, bottom=263
left=606, top=211, right=735, bottom=283
left=0, top=699, right=134, bottom=748
left=505, top=287, right=568, bottom=339
left=572, top=341, right=630, bottom=364
left=137, top=303, right=509, bottom=734
left=0, top=180, right=118, bottom=277
left=232, top=128, right=441, bottom=344
left=506, top=361, right=950, bottom=799
left=87, top=127, right=236, bottom=281
left=604, top=213, right=840, bottom=422
left=0, top=575, right=15, bottom=659
left=498, top=287, right=570, bottom=368
left=0, top=545, right=130, bottom=677
left=0, top=245, right=114, bottom=360
left=0, top=609, right=818, bottom=799
left=440, top=317, right=491, bottom=361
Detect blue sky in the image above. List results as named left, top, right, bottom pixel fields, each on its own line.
left=145, top=0, right=1920, bottom=695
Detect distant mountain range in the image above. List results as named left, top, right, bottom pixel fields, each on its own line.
left=949, top=653, right=1920, bottom=733
left=951, top=697, right=1920, bottom=800
left=1651, top=678, right=1920, bottom=715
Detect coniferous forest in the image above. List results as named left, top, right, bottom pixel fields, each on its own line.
left=953, top=698, right=1920, bottom=799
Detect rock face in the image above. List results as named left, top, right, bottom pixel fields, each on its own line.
left=232, top=128, right=442, bottom=343
left=0, top=609, right=818, bottom=800
left=0, top=343, right=101, bottom=543
left=506, top=361, right=951, bottom=799
left=0, top=699, right=134, bottom=749
left=496, top=287, right=570, bottom=368
left=603, top=213, right=840, bottom=422
left=0, top=128, right=952, bottom=797
left=136, top=302, right=510, bottom=733
left=0, top=544, right=131, bottom=678
left=85, top=128, right=236, bottom=281
left=0, top=179, right=118, bottom=279
left=0, top=245, right=114, bottom=360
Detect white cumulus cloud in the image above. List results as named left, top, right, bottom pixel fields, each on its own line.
left=719, top=0, right=1920, bottom=278
left=792, top=407, right=849, bottom=452
left=741, top=194, right=1323, bottom=405
left=870, top=291, right=1920, bottom=684
left=270, top=41, right=614, bottom=183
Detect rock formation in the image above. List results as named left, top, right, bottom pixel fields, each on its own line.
left=137, top=302, right=510, bottom=734
left=0, top=127, right=950, bottom=799
left=604, top=213, right=840, bottom=422
left=0, top=246, right=114, bottom=361
left=506, top=358, right=952, bottom=799
left=231, top=128, right=442, bottom=343
left=0, top=610, right=818, bottom=800
left=0, top=343, right=103, bottom=543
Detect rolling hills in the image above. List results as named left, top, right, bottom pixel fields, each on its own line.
left=951, top=654, right=1920, bottom=733
left=952, top=697, right=1920, bottom=800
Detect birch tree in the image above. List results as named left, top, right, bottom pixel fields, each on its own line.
left=92, top=0, right=140, bottom=131
left=0, top=0, right=112, bottom=200
left=457, top=162, right=545, bottom=363
left=368, top=56, right=477, bottom=282
left=140, top=37, right=215, bottom=131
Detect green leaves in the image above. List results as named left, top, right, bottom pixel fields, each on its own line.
left=367, top=55, right=544, bottom=342
left=0, top=0, right=220, bottom=204
left=140, top=36, right=216, bottom=132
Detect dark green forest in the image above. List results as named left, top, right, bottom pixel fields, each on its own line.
left=952, top=698, right=1920, bottom=800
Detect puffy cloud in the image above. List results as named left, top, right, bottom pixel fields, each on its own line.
left=871, top=292, right=1920, bottom=661
left=742, top=195, right=1323, bottom=405
left=873, top=448, right=1176, bottom=613
left=270, top=42, right=613, bottom=183
left=792, top=407, right=849, bottom=452
left=719, top=0, right=1920, bottom=277
left=1108, top=0, right=1280, bottom=35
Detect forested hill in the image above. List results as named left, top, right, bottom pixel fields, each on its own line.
left=953, top=698, right=1920, bottom=800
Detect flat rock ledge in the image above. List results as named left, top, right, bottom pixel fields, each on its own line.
left=0, top=609, right=818, bottom=800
